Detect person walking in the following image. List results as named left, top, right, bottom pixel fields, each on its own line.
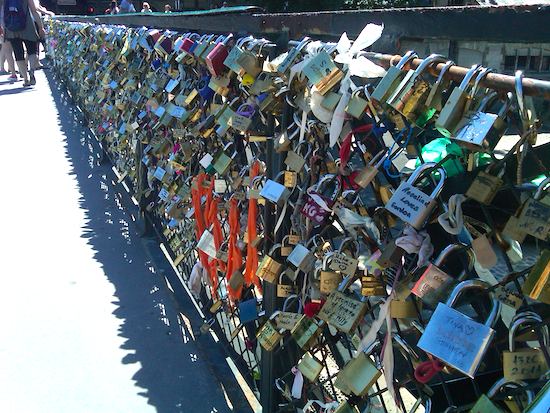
left=0, top=29, right=17, bottom=80
left=119, top=0, right=136, bottom=13
left=0, top=0, right=17, bottom=80
left=2, top=0, right=44, bottom=86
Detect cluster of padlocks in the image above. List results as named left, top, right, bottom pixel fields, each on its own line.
left=47, top=18, right=549, bottom=413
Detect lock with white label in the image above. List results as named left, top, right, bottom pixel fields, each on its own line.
left=385, top=162, right=446, bottom=229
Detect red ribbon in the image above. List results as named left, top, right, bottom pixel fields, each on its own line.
left=414, top=358, right=445, bottom=384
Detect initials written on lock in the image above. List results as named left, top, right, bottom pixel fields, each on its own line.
left=388, top=184, right=431, bottom=218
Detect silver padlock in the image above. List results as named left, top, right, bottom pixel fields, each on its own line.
left=385, top=162, right=446, bottom=229
left=418, top=279, right=501, bottom=378
left=287, top=243, right=316, bottom=274
left=259, top=171, right=291, bottom=206
left=453, top=91, right=513, bottom=151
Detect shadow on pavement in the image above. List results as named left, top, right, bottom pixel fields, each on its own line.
left=43, top=68, right=241, bottom=413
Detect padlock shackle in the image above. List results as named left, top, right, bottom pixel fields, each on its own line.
left=534, top=176, right=550, bottom=200
left=446, top=279, right=501, bottom=328
left=486, top=377, right=534, bottom=405
left=268, top=243, right=282, bottom=256
left=408, top=162, right=446, bottom=198
left=433, top=243, right=474, bottom=270
left=497, top=92, right=514, bottom=118
left=508, top=314, right=543, bottom=351
left=338, top=236, right=359, bottom=256
left=475, top=90, right=499, bottom=113
left=369, top=149, right=388, bottom=168
left=469, top=66, right=493, bottom=100
left=394, top=334, right=421, bottom=362
left=515, top=70, right=530, bottom=127
left=458, top=64, right=482, bottom=91
left=412, top=54, right=447, bottom=78
left=282, top=293, right=301, bottom=312
left=395, top=50, right=418, bottom=70
left=322, top=251, right=335, bottom=269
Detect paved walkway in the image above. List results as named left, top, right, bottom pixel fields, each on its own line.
left=0, top=68, right=244, bottom=412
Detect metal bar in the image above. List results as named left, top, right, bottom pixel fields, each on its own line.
left=365, top=52, right=550, bottom=100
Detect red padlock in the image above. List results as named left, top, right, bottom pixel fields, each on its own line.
left=181, top=33, right=200, bottom=54
left=206, top=34, right=234, bottom=77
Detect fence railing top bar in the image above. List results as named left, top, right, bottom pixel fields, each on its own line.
left=366, top=52, right=550, bottom=100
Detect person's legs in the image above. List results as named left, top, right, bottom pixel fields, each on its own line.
left=25, top=40, right=39, bottom=85
left=3, top=42, right=17, bottom=77
left=10, top=38, right=29, bottom=85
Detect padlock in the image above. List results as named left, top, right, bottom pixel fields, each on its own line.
left=453, top=92, right=513, bottom=151
left=212, top=143, right=237, bottom=176
left=236, top=38, right=265, bottom=78
left=516, top=177, right=550, bottom=241
left=259, top=172, right=291, bottom=206
left=465, top=165, right=505, bottom=205
left=465, top=219, right=498, bottom=269
left=256, top=320, right=281, bottom=352
left=276, top=37, right=311, bottom=77
left=334, top=351, right=381, bottom=397
left=345, top=87, right=369, bottom=119
left=283, top=170, right=297, bottom=188
left=516, top=70, right=539, bottom=145
left=301, top=174, right=342, bottom=226
left=503, top=314, right=549, bottom=381
left=284, top=141, right=310, bottom=172
left=287, top=243, right=316, bottom=274
left=319, top=253, right=342, bottom=295
left=247, top=175, right=264, bottom=200
left=290, top=315, right=321, bottom=350
left=522, top=249, right=550, bottom=304
left=197, top=34, right=223, bottom=63
left=486, top=377, right=535, bottom=413
left=386, top=54, right=447, bottom=125
left=385, top=162, right=446, bottom=230
left=306, top=51, right=344, bottom=96
left=205, top=34, right=234, bottom=77
left=318, top=290, right=367, bottom=333
left=412, top=243, right=473, bottom=307
left=425, top=60, right=455, bottom=113
left=417, top=279, right=501, bottom=378
left=256, top=244, right=283, bottom=284
left=354, top=150, right=386, bottom=188
left=435, top=64, right=481, bottom=138
left=274, top=121, right=300, bottom=153
left=297, top=352, right=323, bottom=382
left=277, top=271, right=297, bottom=298
left=371, top=50, right=418, bottom=106
left=329, top=237, right=360, bottom=276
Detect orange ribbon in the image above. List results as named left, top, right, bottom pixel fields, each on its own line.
left=226, top=197, right=243, bottom=300
left=244, top=161, right=262, bottom=292
left=191, top=173, right=218, bottom=299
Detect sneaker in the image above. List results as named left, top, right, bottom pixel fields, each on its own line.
left=8, top=74, right=18, bottom=80
left=30, top=71, right=36, bottom=85
left=23, top=80, right=31, bottom=87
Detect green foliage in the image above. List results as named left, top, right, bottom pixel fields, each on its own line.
left=239, top=0, right=425, bottom=12
left=344, top=0, right=424, bottom=8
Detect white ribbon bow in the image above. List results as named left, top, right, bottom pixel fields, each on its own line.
left=334, top=23, right=387, bottom=79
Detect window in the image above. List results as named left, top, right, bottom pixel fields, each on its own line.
left=503, top=48, right=550, bottom=73
left=504, top=56, right=516, bottom=71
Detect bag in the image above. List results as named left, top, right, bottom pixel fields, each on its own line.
left=4, top=0, right=27, bottom=32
